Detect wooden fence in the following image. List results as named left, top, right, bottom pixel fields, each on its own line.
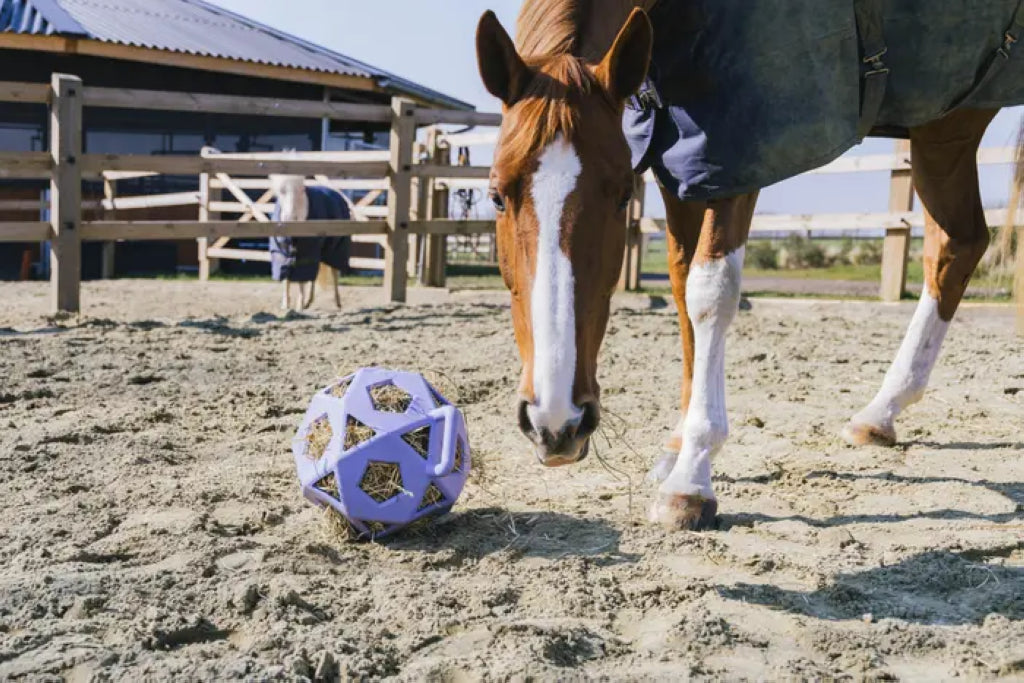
left=0, top=74, right=1022, bottom=331
left=0, top=74, right=500, bottom=312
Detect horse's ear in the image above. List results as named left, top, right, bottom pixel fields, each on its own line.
left=595, top=8, right=653, bottom=102
left=476, top=11, right=530, bottom=105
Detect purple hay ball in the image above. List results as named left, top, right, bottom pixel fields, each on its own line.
left=292, top=367, right=470, bottom=539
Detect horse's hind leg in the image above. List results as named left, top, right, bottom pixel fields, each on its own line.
left=651, top=190, right=758, bottom=530
left=844, top=108, right=996, bottom=446
left=301, top=281, right=315, bottom=310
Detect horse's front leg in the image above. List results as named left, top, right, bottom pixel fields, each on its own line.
left=281, top=281, right=292, bottom=311
left=650, top=192, right=757, bottom=531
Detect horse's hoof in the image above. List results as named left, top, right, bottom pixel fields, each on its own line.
left=646, top=450, right=678, bottom=484
left=841, top=420, right=896, bottom=447
left=648, top=493, right=718, bottom=531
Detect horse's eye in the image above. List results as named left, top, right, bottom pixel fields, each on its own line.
left=489, top=190, right=506, bottom=213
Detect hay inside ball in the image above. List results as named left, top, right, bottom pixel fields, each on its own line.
left=293, top=367, right=471, bottom=540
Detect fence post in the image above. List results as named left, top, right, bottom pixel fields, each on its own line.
left=880, top=139, right=913, bottom=302
left=618, top=173, right=646, bottom=291
left=49, top=73, right=83, bottom=314
left=197, top=172, right=213, bottom=280
left=384, top=97, right=416, bottom=303
left=101, top=177, right=116, bottom=279
left=422, top=128, right=449, bottom=287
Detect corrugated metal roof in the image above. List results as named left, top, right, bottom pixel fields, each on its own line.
left=0, top=0, right=472, bottom=109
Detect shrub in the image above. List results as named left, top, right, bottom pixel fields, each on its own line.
left=746, top=240, right=779, bottom=269
left=781, top=234, right=828, bottom=268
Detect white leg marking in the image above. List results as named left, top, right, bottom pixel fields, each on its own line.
left=272, top=175, right=309, bottom=311
left=661, top=247, right=745, bottom=500
left=850, top=291, right=949, bottom=432
left=527, top=136, right=583, bottom=436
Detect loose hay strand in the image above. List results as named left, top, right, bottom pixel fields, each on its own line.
left=418, top=483, right=446, bottom=510
left=401, top=425, right=431, bottom=459
left=328, top=376, right=353, bottom=399
left=305, top=415, right=333, bottom=460
left=344, top=416, right=376, bottom=450
left=368, top=382, right=412, bottom=413
left=359, top=461, right=407, bottom=503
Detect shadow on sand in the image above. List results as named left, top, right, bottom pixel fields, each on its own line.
left=383, top=507, right=639, bottom=566
left=717, top=546, right=1023, bottom=626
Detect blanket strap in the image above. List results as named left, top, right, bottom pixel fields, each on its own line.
left=854, top=0, right=889, bottom=139
left=945, top=0, right=1024, bottom=112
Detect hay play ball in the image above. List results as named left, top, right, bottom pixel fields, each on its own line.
left=292, top=367, right=470, bottom=539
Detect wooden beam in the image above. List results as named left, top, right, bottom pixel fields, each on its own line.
left=880, top=140, right=914, bottom=302
left=412, top=164, right=491, bottom=180
left=216, top=174, right=270, bottom=223
left=197, top=172, right=213, bottom=281
left=210, top=177, right=390, bottom=191
left=407, top=220, right=495, bottom=235
left=414, top=110, right=501, bottom=127
left=641, top=210, right=1015, bottom=235
left=422, top=129, right=449, bottom=287
left=81, top=154, right=389, bottom=178
left=82, top=85, right=393, bottom=122
left=619, top=174, right=645, bottom=291
left=0, top=80, right=50, bottom=104
left=202, top=149, right=390, bottom=162
left=100, top=178, right=116, bottom=279
left=50, top=74, right=83, bottom=313
left=206, top=247, right=272, bottom=262
left=437, top=131, right=499, bottom=148
left=81, top=219, right=388, bottom=241
left=0, top=222, right=50, bottom=242
left=104, top=191, right=200, bottom=211
left=209, top=201, right=276, bottom=214
left=0, top=152, right=52, bottom=179
left=384, top=98, right=416, bottom=303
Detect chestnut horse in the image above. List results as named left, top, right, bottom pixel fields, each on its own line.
left=477, top=0, right=1022, bottom=530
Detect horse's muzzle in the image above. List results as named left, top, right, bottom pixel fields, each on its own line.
left=518, top=399, right=599, bottom=467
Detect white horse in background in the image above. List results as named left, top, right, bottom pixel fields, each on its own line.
left=269, top=174, right=349, bottom=311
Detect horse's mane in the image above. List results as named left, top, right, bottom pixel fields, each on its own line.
left=496, top=54, right=597, bottom=170
left=497, top=0, right=646, bottom=166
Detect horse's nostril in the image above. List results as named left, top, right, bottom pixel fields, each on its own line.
left=518, top=400, right=537, bottom=440
left=577, top=401, right=600, bottom=440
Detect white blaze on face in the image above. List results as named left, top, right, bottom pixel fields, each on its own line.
left=527, top=135, right=583, bottom=436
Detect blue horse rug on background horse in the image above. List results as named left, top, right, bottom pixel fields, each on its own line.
left=269, top=186, right=352, bottom=282
left=626, top=0, right=1024, bottom=201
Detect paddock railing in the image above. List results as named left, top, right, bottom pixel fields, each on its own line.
left=0, top=74, right=1022, bottom=330
left=0, top=74, right=502, bottom=312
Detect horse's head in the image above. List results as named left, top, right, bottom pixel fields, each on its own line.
left=476, top=9, right=652, bottom=466
left=269, top=172, right=308, bottom=221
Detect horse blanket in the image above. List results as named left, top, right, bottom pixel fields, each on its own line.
left=625, top=0, right=1024, bottom=201
left=269, top=186, right=351, bottom=282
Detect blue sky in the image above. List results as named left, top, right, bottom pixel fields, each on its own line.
left=207, top=0, right=1021, bottom=217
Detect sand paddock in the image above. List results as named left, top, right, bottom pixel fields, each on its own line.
left=0, top=280, right=1021, bottom=680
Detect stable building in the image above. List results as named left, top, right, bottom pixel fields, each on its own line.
left=0, top=0, right=471, bottom=279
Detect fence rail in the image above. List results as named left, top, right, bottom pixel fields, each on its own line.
left=0, top=75, right=1021, bottom=327
left=0, top=74, right=506, bottom=312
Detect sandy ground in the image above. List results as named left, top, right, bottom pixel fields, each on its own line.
left=0, top=280, right=1022, bottom=681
